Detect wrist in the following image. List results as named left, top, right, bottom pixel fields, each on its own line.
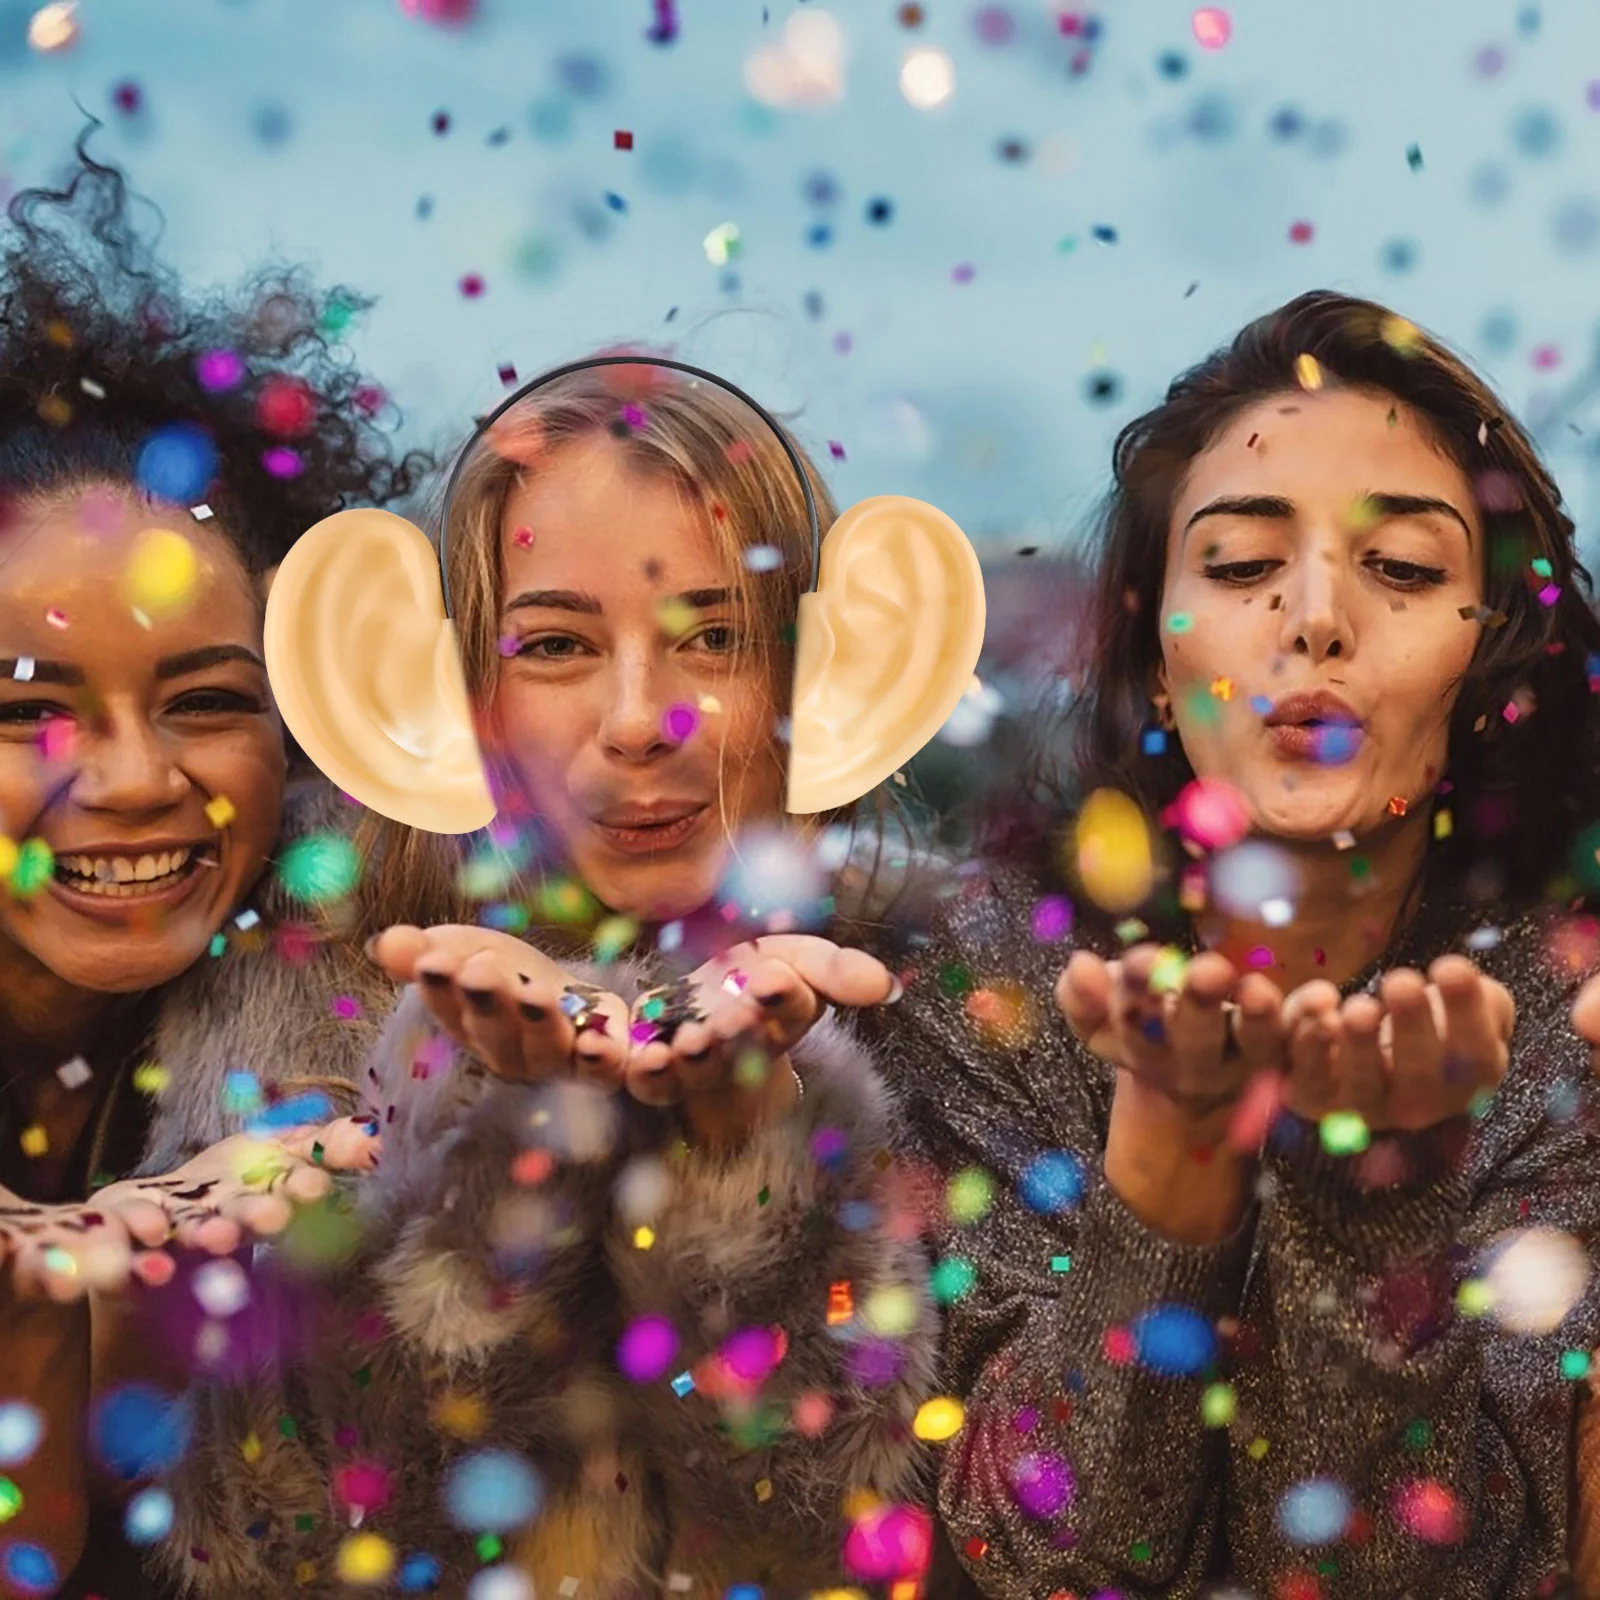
left=679, top=1057, right=801, bottom=1155
left=1105, top=1072, right=1254, bottom=1245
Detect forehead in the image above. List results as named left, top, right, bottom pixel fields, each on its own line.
left=1176, top=388, right=1473, bottom=513
left=0, top=491, right=261, bottom=656
left=498, top=435, right=730, bottom=592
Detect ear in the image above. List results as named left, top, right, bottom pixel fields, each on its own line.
left=263, top=508, right=496, bottom=833
left=787, top=495, right=985, bottom=814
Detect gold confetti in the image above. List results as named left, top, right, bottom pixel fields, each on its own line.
left=1209, top=676, right=1234, bottom=701
left=1293, top=353, right=1324, bottom=391
left=240, top=1433, right=263, bottom=1465
left=754, top=1477, right=773, bottom=1503
left=205, top=795, right=237, bottom=829
left=132, top=1062, right=170, bottom=1095
left=19, top=1125, right=48, bottom=1158
left=1433, top=809, right=1453, bottom=840
left=1380, top=314, right=1421, bottom=353
left=125, top=529, right=201, bottom=619
left=633, top=1226, right=656, bottom=1251
left=912, top=1396, right=966, bottom=1441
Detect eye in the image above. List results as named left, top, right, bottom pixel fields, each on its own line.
left=168, top=688, right=267, bottom=716
left=516, top=634, right=593, bottom=661
left=0, top=701, right=70, bottom=727
left=1366, top=557, right=1447, bottom=589
left=1201, top=560, right=1281, bottom=586
left=684, top=623, right=745, bottom=654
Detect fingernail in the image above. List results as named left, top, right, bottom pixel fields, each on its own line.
left=363, top=935, right=381, bottom=962
left=519, top=1002, right=548, bottom=1022
left=461, top=987, right=498, bottom=1013
left=418, top=969, right=451, bottom=989
left=886, top=977, right=904, bottom=1004
left=755, top=991, right=784, bottom=1008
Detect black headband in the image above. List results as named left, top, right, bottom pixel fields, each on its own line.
left=436, top=355, right=824, bottom=619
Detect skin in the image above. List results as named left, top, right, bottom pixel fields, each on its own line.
left=373, top=433, right=895, bottom=1148
left=1056, top=390, right=1516, bottom=1241
left=491, top=433, right=785, bottom=921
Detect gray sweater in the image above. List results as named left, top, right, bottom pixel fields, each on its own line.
left=854, top=865, right=1600, bottom=1599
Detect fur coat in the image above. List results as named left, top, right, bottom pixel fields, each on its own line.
left=153, top=958, right=941, bottom=1597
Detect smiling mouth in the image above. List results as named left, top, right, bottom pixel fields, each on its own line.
left=53, top=845, right=218, bottom=899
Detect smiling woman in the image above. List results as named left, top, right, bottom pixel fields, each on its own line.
left=0, top=132, right=426, bottom=1599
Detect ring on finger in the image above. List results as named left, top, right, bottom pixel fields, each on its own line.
left=632, top=976, right=705, bottom=1047
left=558, top=982, right=609, bottom=1036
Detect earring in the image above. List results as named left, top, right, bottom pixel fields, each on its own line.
left=1151, top=695, right=1177, bottom=732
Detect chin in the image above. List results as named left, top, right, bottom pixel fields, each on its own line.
left=37, top=936, right=213, bottom=996
left=586, top=860, right=724, bottom=923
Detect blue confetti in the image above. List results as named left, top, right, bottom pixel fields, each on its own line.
left=91, top=1385, right=193, bottom=1480
left=1018, top=1151, right=1085, bottom=1215
left=136, top=423, right=217, bottom=505
left=1131, top=1304, right=1217, bottom=1377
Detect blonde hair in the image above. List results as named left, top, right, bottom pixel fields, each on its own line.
left=356, top=357, right=901, bottom=940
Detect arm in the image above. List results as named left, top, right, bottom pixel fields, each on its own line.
left=1234, top=1001, right=1600, bottom=1596
left=856, top=894, right=1253, bottom=1599
left=604, top=1011, right=939, bottom=1589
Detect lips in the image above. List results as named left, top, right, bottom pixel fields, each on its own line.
left=593, top=802, right=708, bottom=829
left=590, top=802, right=710, bottom=856
left=1263, top=690, right=1364, bottom=730
left=50, top=840, right=219, bottom=901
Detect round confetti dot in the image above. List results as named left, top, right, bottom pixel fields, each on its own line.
left=946, top=1167, right=996, bottom=1224
left=459, top=273, right=486, bottom=298
left=930, top=1256, right=976, bottom=1303
left=466, top=1569, right=535, bottom=1600
left=1192, top=7, right=1231, bottom=49
left=1007, top=1450, right=1074, bottom=1519
left=617, top=1314, right=679, bottom=1382
left=90, top=1384, right=192, bottom=1479
left=398, top=1553, right=443, bottom=1592
left=1511, top=105, right=1562, bottom=158
left=1210, top=839, right=1299, bottom=920
left=1132, top=1304, right=1216, bottom=1376
left=335, top=1531, right=396, bottom=1584
left=1030, top=896, right=1073, bottom=941
left=842, top=1503, right=933, bottom=1582
left=721, top=1324, right=784, bottom=1382
left=865, top=196, right=895, bottom=225
left=900, top=47, right=955, bottom=108
left=1018, top=1151, right=1085, bottom=1215
left=1391, top=1478, right=1464, bottom=1545
left=0, top=1405, right=43, bottom=1469
left=195, top=349, right=246, bottom=392
left=444, top=1450, right=543, bottom=1532
left=27, top=2, right=78, bottom=52
left=1288, top=219, right=1315, bottom=244
left=1, top=1541, right=56, bottom=1595
left=1320, top=1110, right=1371, bottom=1156
left=192, top=1258, right=250, bottom=1319
left=276, top=834, right=361, bottom=904
left=1072, top=787, right=1154, bottom=913
left=1170, top=777, right=1252, bottom=850
left=0, top=1478, right=20, bottom=1523
left=261, top=446, right=304, bottom=479
left=1483, top=1226, right=1591, bottom=1334
left=1201, top=1382, right=1236, bottom=1427
left=972, top=5, right=1014, bottom=45
left=255, top=374, right=317, bottom=437
left=136, top=423, right=217, bottom=505
left=1084, top=370, right=1121, bottom=406
left=913, top=1396, right=965, bottom=1442
left=662, top=703, right=698, bottom=742
left=124, top=1486, right=174, bottom=1545
left=1276, top=1477, right=1353, bottom=1545
left=124, top=528, right=200, bottom=618
left=110, top=78, right=141, bottom=113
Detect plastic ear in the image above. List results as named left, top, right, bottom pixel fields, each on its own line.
left=787, top=494, right=985, bottom=814
left=263, top=508, right=496, bottom=833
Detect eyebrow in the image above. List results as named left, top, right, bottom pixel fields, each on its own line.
left=504, top=587, right=735, bottom=615
left=1182, top=491, right=1474, bottom=546
left=0, top=644, right=266, bottom=688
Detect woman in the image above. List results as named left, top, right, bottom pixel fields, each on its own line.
left=0, top=139, right=424, bottom=1597
left=854, top=291, right=1600, bottom=1597
left=160, top=363, right=941, bottom=1597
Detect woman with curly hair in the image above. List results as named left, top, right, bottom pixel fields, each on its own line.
left=0, top=132, right=429, bottom=1599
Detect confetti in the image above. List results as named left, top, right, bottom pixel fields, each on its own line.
left=1072, top=787, right=1154, bottom=913
left=335, top=1531, right=396, bottom=1584
left=617, top=1315, right=679, bottom=1382
left=125, top=528, right=201, bottom=618
left=912, top=1397, right=965, bottom=1441
left=614, top=129, right=634, bottom=149
left=27, top=2, right=78, bottom=52
left=1192, top=6, right=1231, bottom=48
left=1294, top=353, right=1324, bottom=391
left=900, top=47, right=955, bottom=109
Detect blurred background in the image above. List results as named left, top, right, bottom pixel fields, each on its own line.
left=3, top=0, right=1600, bottom=802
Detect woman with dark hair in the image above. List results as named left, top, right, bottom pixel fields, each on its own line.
left=856, top=290, right=1600, bottom=1596
left=0, top=133, right=427, bottom=1597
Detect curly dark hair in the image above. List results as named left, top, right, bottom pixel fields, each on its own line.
left=0, top=125, right=430, bottom=574
left=992, top=289, right=1600, bottom=932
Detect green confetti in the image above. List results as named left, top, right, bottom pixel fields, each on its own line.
left=1456, top=1278, right=1493, bottom=1317
left=757, top=1186, right=771, bottom=1207
left=278, top=1415, right=299, bottom=1440
left=1201, top=1383, right=1236, bottom=1427
left=930, top=1256, right=977, bottom=1303
left=0, top=1477, right=22, bottom=1523
left=476, top=1534, right=503, bottom=1564
left=946, top=1167, right=996, bottom=1225
left=937, top=962, right=973, bottom=999
left=1561, top=1349, right=1592, bottom=1381
left=1404, top=1417, right=1433, bottom=1451
left=208, top=933, right=227, bottom=958
left=9, top=839, right=53, bottom=897
left=1166, top=612, right=1194, bottom=634
left=276, top=834, right=361, bottom=905
left=1050, top=1254, right=1072, bottom=1274
left=1130, top=1540, right=1152, bottom=1563
left=1320, top=1111, right=1371, bottom=1156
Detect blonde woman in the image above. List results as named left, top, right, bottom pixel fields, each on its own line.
left=161, top=361, right=942, bottom=1598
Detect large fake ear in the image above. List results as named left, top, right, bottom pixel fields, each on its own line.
left=787, top=495, right=985, bottom=814
left=264, top=508, right=496, bottom=833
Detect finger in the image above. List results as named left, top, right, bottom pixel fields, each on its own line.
left=279, top=1165, right=335, bottom=1206
left=1284, top=1010, right=1340, bottom=1121
left=1281, top=979, right=1342, bottom=1034
left=369, top=924, right=431, bottom=984
left=454, top=949, right=538, bottom=1079
left=108, top=1197, right=175, bottom=1250
left=172, top=1213, right=241, bottom=1256
left=1335, top=993, right=1387, bottom=1121
left=1379, top=967, right=1440, bottom=1125
left=1573, top=973, right=1600, bottom=1065
left=625, top=1039, right=683, bottom=1107
left=733, top=936, right=898, bottom=1009
left=228, top=1193, right=294, bottom=1238
left=571, top=991, right=630, bottom=1090
left=1055, top=952, right=1113, bottom=1046
left=1431, top=957, right=1512, bottom=1098
left=738, top=957, right=821, bottom=1055
left=132, top=1250, right=177, bottom=1289
left=1165, top=951, right=1236, bottom=1087
left=1232, top=973, right=1288, bottom=1074
left=307, top=1118, right=382, bottom=1174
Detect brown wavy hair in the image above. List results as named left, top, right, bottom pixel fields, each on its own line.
left=1000, top=289, right=1600, bottom=922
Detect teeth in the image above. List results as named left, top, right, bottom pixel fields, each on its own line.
left=56, top=847, right=194, bottom=892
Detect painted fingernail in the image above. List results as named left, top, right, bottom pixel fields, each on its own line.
left=461, top=987, right=498, bottom=1013
left=754, top=991, right=784, bottom=1008
left=886, top=977, right=904, bottom=1004
left=362, top=935, right=382, bottom=962
left=519, top=1002, right=548, bottom=1022
left=418, top=969, right=451, bottom=989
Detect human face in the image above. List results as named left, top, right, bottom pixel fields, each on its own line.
left=490, top=434, right=787, bottom=920
left=1157, top=388, right=1485, bottom=842
left=0, top=487, right=286, bottom=995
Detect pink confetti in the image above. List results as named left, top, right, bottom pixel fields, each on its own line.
left=1192, top=7, right=1231, bottom=49
left=331, top=996, right=362, bottom=1019
left=1532, top=343, right=1562, bottom=370
left=459, top=273, right=486, bottom=299
left=662, top=703, right=698, bottom=742
left=1538, top=583, right=1561, bottom=607
left=951, top=263, right=976, bottom=284
left=1288, top=220, right=1314, bottom=245
left=44, top=608, right=68, bottom=630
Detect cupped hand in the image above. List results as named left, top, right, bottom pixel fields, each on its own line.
left=1280, top=955, right=1514, bottom=1132
left=1055, top=943, right=1289, bottom=1117
left=369, top=923, right=630, bottom=1089
left=625, top=935, right=899, bottom=1150
left=0, top=1117, right=380, bottom=1303
left=1573, top=971, right=1600, bottom=1078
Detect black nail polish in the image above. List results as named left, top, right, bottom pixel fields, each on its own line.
left=461, top=987, right=498, bottom=1013
left=418, top=970, right=451, bottom=989
left=754, top=991, right=784, bottom=1008
left=519, top=1002, right=548, bottom=1022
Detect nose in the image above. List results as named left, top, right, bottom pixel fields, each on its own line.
left=1277, top=549, right=1353, bottom=664
left=597, top=653, right=676, bottom=763
left=69, top=709, right=190, bottom=816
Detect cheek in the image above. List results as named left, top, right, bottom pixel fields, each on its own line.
left=0, top=744, right=54, bottom=831
left=201, top=727, right=288, bottom=856
left=492, top=682, right=584, bottom=804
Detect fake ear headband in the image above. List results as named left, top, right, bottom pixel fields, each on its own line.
left=264, top=354, right=986, bottom=835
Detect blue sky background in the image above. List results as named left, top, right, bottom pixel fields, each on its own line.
left=3, top=0, right=1600, bottom=566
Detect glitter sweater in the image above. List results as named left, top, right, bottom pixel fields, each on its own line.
left=855, top=865, right=1600, bottom=1599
